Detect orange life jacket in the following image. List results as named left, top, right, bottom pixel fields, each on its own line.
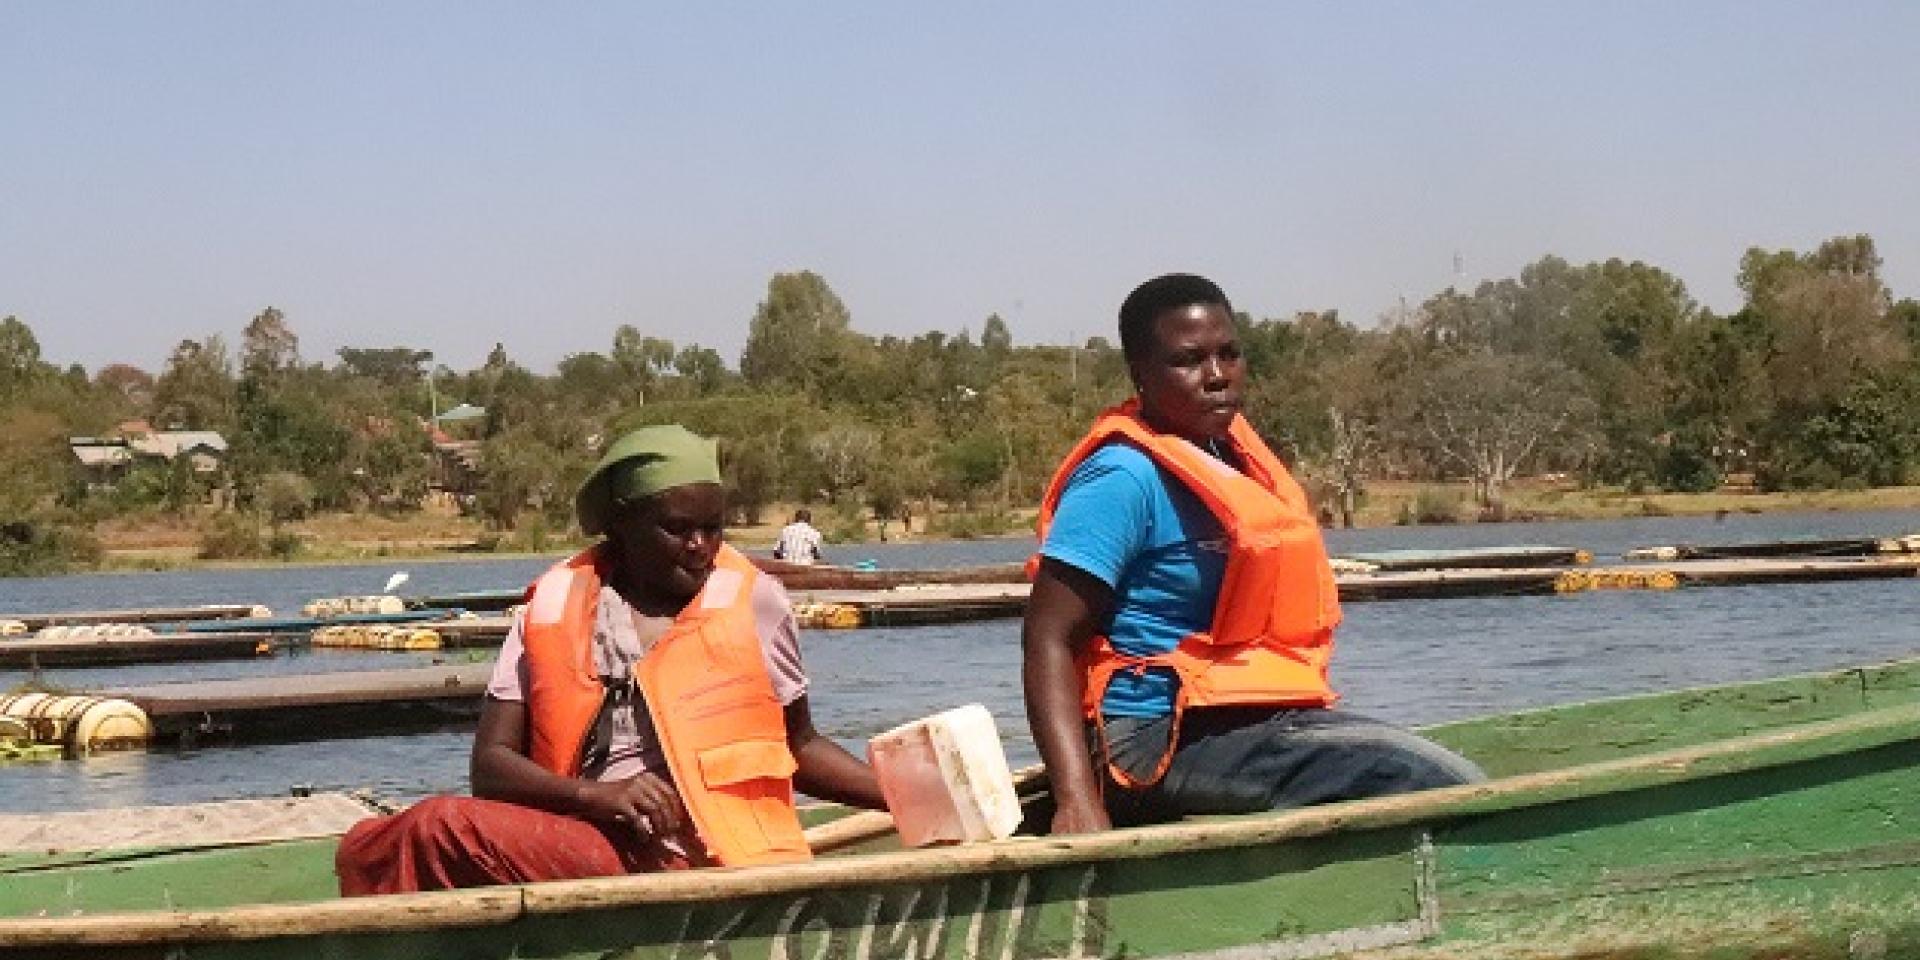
left=1031, top=399, right=1343, bottom=787
left=519, top=542, right=811, bottom=867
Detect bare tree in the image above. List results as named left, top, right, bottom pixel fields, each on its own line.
left=1323, top=406, right=1379, bottom=528
left=806, top=425, right=879, bottom=503
left=1408, top=350, right=1591, bottom=511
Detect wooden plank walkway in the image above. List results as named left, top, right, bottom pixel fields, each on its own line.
left=1338, top=545, right=1590, bottom=571
left=1670, top=555, right=1920, bottom=585
left=1, top=604, right=267, bottom=632
left=107, top=663, right=493, bottom=744
left=1624, top=533, right=1919, bottom=562
left=1339, top=555, right=1920, bottom=600
left=0, top=632, right=279, bottom=669
left=793, top=584, right=1032, bottom=628
left=426, top=618, right=517, bottom=648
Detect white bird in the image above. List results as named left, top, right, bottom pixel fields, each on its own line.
left=382, top=572, right=410, bottom=595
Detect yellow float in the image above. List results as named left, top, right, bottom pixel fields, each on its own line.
left=0, top=693, right=152, bottom=754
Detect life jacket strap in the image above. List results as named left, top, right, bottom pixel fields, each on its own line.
left=1082, top=637, right=1206, bottom=790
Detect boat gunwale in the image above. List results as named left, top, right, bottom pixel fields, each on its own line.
left=5, top=695, right=1918, bottom=948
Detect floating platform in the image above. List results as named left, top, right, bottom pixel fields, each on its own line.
left=752, top=558, right=1029, bottom=591
left=424, top=617, right=515, bottom=648
left=56, top=557, right=1916, bottom=749
left=792, top=584, right=1032, bottom=629
left=0, top=604, right=268, bottom=632
left=105, top=663, right=493, bottom=745
left=0, top=630, right=280, bottom=669
left=10, top=557, right=1909, bottom=677
left=1335, top=545, right=1592, bottom=572
left=175, top=609, right=461, bottom=634
left=405, top=559, right=1031, bottom=612
left=1624, top=533, right=1920, bottom=562
left=801, top=556, right=1920, bottom=624
left=401, top=588, right=523, bottom=612
left=1340, top=555, right=1920, bottom=601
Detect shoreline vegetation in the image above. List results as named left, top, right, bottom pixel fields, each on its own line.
left=71, top=481, right=1920, bottom=576
left=6, top=236, right=1917, bottom=578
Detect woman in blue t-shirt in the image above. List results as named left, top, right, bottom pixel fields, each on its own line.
left=1023, top=274, right=1482, bottom=835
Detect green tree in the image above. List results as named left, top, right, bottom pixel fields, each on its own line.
left=740, top=271, right=854, bottom=392
left=337, top=346, right=433, bottom=387
left=151, top=336, right=236, bottom=430
left=240, top=307, right=299, bottom=385
left=612, top=326, right=677, bottom=403
left=1663, top=308, right=1771, bottom=480
left=258, top=470, right=316, bottom=524
left=1891, top=299, right=1920, bottom=351
left=350, top=421, right=434, bottom=511
left=804, top=424, right=879, bottom=503
left=1763, top=264, right=1903, bottom=412
left=475, top=427, right=548, bottom=530
left=719, top=432, right=781, bottom=525
left=938, top=431, right=1007, bottom=508
left=980, top=313, right=1013, bottom=362
left=554, top=351, right=623, bottom=415
left=0, top=407, right=69, bottom=519
left=1733, top=235, right=1911, bottom=488
left=0, top=316, right=49, bottom=398
left=94, top=363, right=155, bottom=415
left=672, top=345, right=728, bottom=397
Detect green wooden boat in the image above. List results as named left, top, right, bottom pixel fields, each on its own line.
left=4, top=656, right=1920, bottom=959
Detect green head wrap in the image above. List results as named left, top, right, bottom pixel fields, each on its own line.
left=575, top=424, right=722, bottom=536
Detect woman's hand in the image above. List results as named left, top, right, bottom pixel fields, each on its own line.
left=575, top=773, right=688, bottom=838
left=471, top=699, right=692, bottom=841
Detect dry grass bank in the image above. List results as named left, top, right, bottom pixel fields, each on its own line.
left=1348, top=480, right=1920, bottom=527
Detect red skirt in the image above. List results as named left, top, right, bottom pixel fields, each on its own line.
left=335, top=795, right=693, bottom=896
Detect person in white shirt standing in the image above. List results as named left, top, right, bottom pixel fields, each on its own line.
left=774, top=509, right=826, bottom=565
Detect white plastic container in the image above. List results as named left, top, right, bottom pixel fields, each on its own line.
left=867, top=704, right=1021, bottom=848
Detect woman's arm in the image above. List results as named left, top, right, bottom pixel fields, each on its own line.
left=785, top=695, right=886, bottom=809
left=1022, top=556, right=1117, bottom=834
left=470, top=696, right=688, bottom=838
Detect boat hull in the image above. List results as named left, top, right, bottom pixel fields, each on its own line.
left=7, top=660, right=1920, bottom=959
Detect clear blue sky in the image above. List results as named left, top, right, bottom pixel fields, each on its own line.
left=4, top=3, right=1917, bottom=375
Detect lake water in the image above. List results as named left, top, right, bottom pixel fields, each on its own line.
left=2, top=508, right=1917, bottom=814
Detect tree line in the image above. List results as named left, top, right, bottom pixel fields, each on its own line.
left=2, top=233, right=1915, bottom=574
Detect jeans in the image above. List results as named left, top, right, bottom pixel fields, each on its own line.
left=1093, top=706, right=1486, bottom=827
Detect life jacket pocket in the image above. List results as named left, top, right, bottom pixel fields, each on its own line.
left=694, top=738, right=810, bottom=861
left=696, top=738, right=798, bottom=787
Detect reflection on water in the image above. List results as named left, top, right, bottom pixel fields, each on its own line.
left=1, top=508, right=1916, bottom=813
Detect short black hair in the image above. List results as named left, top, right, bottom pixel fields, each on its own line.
left=1118, top=273, right=1232, bottom=362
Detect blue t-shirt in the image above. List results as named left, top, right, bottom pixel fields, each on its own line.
left=1039, top=441, right=1228, bottom=718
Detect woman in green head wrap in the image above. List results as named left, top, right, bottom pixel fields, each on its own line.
left=337, top=425, right=885, bottom=895
left=575, top=424, right=732, bottom=611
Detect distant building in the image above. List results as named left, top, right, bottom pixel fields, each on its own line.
left=69, top=438, right=135, bottom=489
left=428, top=424, right=481, bottom=496
left=128, top=431, right=228, bottom=473
left=68, top=429, right=229, bottom=490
